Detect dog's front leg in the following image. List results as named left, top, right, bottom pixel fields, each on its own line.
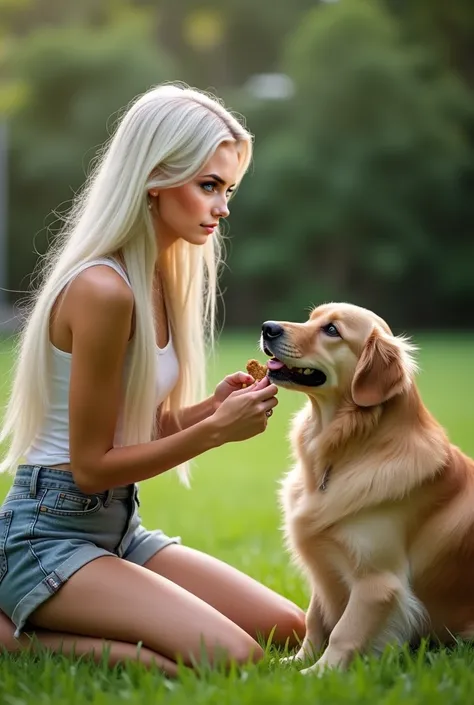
left=301, top=572, right=402, bottom=675
left=280, top=592, right=326, bottom=667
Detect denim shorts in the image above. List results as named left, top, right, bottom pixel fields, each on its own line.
left=0, top=465, right=181, bottom=636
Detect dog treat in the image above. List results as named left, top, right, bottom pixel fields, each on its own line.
left=243, top=359, right=268, bottom=387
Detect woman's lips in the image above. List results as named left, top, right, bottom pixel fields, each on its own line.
left=201, top=224, right=217, bottom=234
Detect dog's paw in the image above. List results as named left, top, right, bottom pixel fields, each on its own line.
left=300, top=664, right=324, bottom=677
left=279, top=647, right=318, bottom=670
left=278, top=655, right=303, bottom=668
left=300, top=652, right=344, bottom=676
left=300, top=659, right=332, bottom=677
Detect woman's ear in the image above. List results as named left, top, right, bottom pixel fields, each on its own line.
left=351, top=329, right=417, bottom=407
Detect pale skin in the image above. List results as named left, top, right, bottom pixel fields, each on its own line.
left=0, top=142, right=305, bottom=674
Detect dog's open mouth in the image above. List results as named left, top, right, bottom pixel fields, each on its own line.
left=264, top=350, right=327, bottom=388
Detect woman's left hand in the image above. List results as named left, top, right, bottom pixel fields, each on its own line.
left=213, top=371, right=255, bottom=409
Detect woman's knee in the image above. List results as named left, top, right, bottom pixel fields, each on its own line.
left=273, top=604, right=306, bottom=646
left=228, top=636, right=264, bottom=666
left=0, top=609, right=20, bottom=651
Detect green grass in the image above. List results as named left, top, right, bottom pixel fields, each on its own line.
left=0, top=332, right=474, bottom=704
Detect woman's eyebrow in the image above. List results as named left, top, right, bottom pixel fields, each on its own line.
left=200, top=173, right=235, bottom=187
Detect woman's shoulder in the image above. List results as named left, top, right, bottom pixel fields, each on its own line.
left=70, top=263, right=133, bottom=306
left=49, top=262, right=135, bottom=354
left=62, top=264, right=134, bottom=333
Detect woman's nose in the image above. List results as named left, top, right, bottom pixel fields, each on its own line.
left=213, top=199, right=230, bottom=219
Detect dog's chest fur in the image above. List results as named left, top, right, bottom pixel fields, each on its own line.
left=281, top=470, right=428, bottom=646
left=282, top=467, right=411, bottom=575
left=279, top=406, right=441, bottom=646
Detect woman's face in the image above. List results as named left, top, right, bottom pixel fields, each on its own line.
left=148, top=142, right=241, bottom=250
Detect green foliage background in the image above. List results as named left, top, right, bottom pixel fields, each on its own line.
left=1, top=0, right=473, bottom=330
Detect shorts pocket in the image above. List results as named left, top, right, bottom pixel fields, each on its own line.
left=0, top=510, right=13, bottom=584
left=39, top=490, right=102, bottom=517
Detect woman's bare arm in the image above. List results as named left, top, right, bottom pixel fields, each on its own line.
left=158, top=397, right=217, bottom=437
left=62, top=267, right=277, bottom=493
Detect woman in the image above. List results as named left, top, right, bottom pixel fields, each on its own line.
left=0, top=83, right=305, bottom=675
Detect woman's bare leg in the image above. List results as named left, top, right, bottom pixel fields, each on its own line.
left=144, top=545, right=306, bottom=648
left=0, top=609, right=179, bottom=675
left=28, top=556, right=264, bottom=669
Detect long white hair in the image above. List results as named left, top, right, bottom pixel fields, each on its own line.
left=0, top=83, right=253, bottom=482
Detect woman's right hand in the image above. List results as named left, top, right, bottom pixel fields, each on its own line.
left=210, top=376, right=279, bottom=444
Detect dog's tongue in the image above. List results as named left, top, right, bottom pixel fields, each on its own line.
left=267, top=358, right=285, bottom=370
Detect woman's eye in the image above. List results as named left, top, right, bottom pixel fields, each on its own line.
left=321, top=323, right=340, bottom=338
left=201, top=182, right=234, bottom=198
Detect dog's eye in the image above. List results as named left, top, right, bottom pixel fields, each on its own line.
left=321, top=323, right=340, bottom=338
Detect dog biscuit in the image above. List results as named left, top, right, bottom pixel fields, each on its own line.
left=243, top=359, right=268, bottom=387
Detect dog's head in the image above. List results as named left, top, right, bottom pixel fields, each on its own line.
left=260, top=303, right=417, bottom=407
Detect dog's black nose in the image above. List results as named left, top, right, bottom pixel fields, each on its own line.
left=262, top=321, right=284, bottom=340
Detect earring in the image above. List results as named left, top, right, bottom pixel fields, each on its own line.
left=148, top=191, right=157, bottom=210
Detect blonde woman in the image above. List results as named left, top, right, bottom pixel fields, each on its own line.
left=0, top=84, right=305, bottom=674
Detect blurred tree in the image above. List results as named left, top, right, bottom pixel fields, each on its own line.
left=224, top=0, right=473, bottom=329
left=383, top=0, right=474, bottom=327
left=5, top=19, right=176, bottom=296
left=0, top=0, right=152, bottom=35
left=153, top=0, right=317, bottom=88
left=0, top=0, right=472, bottom=330
left=385, top=0, right=474, bottom=87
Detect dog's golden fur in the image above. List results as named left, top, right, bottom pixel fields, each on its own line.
left=263, top=303, right=474, bottom=674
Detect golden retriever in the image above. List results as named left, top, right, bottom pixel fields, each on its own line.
left=260, top=302, right=474, bottom=675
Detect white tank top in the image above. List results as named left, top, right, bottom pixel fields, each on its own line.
left=25, top=258, right=180, bottom=466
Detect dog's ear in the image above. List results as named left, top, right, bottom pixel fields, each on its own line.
left=351, top=329, right=417, bottom=407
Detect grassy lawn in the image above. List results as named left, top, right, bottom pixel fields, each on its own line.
left=0, top=331, right=474, bottom=703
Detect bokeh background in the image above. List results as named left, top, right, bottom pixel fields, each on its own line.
left=0, top=0, right=473, bottom=594
left=0, top=0, right=473, bottom=332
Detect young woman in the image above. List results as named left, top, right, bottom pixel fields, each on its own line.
left=0, top=83, right=305, bottom=675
